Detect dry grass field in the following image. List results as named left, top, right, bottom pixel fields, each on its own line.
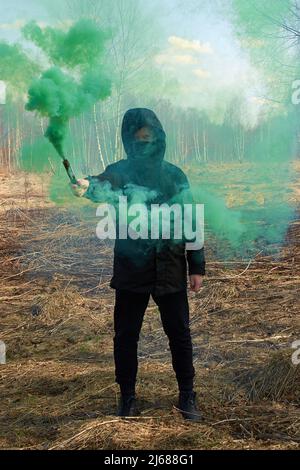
left=0, top=168, right=299, bottom=450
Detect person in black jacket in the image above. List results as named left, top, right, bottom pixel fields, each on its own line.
left=71, top=108, right=205, bottom=421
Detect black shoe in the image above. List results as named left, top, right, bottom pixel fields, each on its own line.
left=178, top=391, right=202, bottom=422
left=117, top=395, right=138, bottom=418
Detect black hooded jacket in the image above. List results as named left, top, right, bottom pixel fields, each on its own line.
left=85, top=108, right=205, bottom=295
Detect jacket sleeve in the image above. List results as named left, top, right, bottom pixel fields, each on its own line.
left=83, top=164, right=123, bottom=204
left=175, top=169, right=206, bottom=276
left=186, top=247, right=206, bottom=276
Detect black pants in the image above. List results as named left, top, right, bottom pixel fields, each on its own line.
left=113, top=289, right=195, bottom=395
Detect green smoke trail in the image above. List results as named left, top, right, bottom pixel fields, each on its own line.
left=24, top=19, right=112, bottom=162
left=188, top=147, right=296, bottom=258
left=170, top=1, right=299, bottom=256
left=227, top=0, right=298, bottom=254
left=188, top=110, right=297, bottom=254
left=25, top=66, right=111, bottom=158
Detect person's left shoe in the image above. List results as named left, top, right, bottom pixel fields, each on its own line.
left=117, top=395, right=139, bottom=418
left=177, top=391, right=203, bottom=422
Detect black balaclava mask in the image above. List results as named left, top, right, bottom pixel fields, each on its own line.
left=121, top=108, right=166, bottom=188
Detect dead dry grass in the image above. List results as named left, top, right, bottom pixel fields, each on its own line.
left=0, top=170, right=299, bottom=450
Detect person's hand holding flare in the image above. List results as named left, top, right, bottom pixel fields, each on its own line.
left=70, top=178, right=90, bottom=197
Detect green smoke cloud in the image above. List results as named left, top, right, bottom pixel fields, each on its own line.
left=22, top=19, right=110, bottom=71
left=0, top=42, right=40, bottom=94
left=24, top=19, right=112, bottom=160
left=25, top=66, right=111, bottom=157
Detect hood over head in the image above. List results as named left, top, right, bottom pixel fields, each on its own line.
left=121, top=108, right=166, bottom=168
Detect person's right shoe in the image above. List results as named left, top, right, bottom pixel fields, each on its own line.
left=117, top=395, right=138, bottom=418
left=177, top=391, right=203, bottom=422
